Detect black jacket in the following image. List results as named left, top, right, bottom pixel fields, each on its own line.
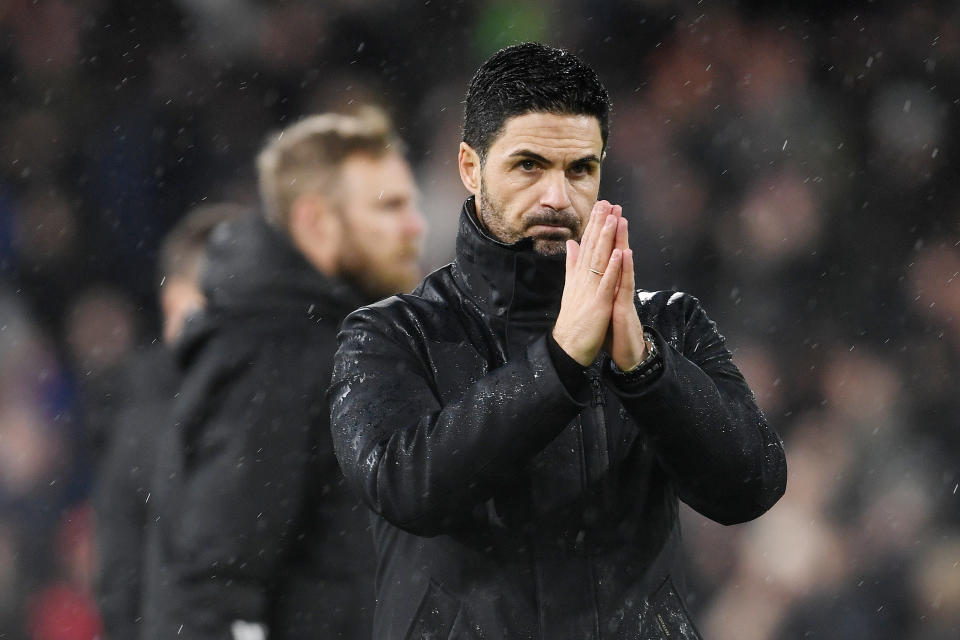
left=329, top=198, right=787, bottom=640
left=92, top=345, right=178, bottom=639
left=142, top=216, right=375, bottom=640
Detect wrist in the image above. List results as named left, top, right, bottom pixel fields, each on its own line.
left=552, top=326, right=597, bottom=367
left=620, top=330, right=653, bottom=372
left=612, top=325, right=650, bottom=372
left=611, top=328, right=661, bottom=383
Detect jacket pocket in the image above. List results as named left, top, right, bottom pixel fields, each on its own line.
left=405, top=581, right=480, bottom=640
left=639, top=577, right=703, bottom=640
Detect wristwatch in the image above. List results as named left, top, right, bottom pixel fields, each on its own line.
left=610, top=328, right=662, bottom=384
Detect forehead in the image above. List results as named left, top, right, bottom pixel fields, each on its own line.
left=340, top=152, right=413, bottom=189
left=489, top=112, right=603, bottom=160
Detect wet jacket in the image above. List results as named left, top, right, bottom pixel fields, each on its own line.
left=92, top=345, right=178, bottom=639
left=141, top=216, right=375, bottom=640
left=329, top=198, right=787, bottom=640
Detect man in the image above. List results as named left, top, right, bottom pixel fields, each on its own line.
left=329, top=43, right=787, bottom=639
left=142, top=108, right=425, bottom=639
left=93, top=203, right=249, bottom=639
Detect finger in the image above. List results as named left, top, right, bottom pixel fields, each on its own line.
left=577, top=201, right=610, bottom=268
left=610, top=204, right=623, bottom=220
left=596, top=248, right=623, bottom=300
left=589, top=214, right=618, bottom=273
left=575, top=205, right=600, bottom=268
left=617, top=248, right=636, bottom=308
left=565, top=239, right=579, bottom=279
left=614, top=216, right=629, bottom=251
left=582, top=201, right=608, bottom=246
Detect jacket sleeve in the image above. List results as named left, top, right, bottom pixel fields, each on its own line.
left=329, top=305, right=586, bottom=537
left=609, top=293, right=787, bottom=525
left=93, top=419, right=150, bottom=640
left=157, top=333, right=334, bottom=638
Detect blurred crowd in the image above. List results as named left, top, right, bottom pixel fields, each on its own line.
left=1, top=1, right=958, bottom=638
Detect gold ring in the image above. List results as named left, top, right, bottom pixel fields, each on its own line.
left=589, top=268, right=604, bottom=276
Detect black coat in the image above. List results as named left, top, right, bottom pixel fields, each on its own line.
left=141, top=216, right=375, bottom=640
left=92, top=345, right=178, bottom=639
left=329, top=198, right=787, bottom=640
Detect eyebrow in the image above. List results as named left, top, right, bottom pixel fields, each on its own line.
left=507, top=150, right=602, bottom=167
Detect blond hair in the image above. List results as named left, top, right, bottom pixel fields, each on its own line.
left=256, top=106, right=402, bottom=226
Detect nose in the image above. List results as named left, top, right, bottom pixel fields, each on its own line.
left=404, top=205, right=427, bottom=240
left=540, top=169, right=573, bottom=211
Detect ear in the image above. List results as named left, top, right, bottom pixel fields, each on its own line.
left=458, top=142, right=482, bottom=196
left=288, top=193, right=320, bottom=236
left=160, top=279, right=205, bottom=344
left=287, top=193, right=342, bottom=274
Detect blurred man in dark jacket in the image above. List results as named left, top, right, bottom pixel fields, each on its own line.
left=142, top=108, right=425, bottom=640
left=329, top=44, right=787, bottom=639
left=92, top=203, right=249, bottom=639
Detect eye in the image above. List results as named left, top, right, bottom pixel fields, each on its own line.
left=518, top=159, right=537, bottom=171
left=569, top=163, right=591, bottom=176
left=379, top=197, right=407, bottom=212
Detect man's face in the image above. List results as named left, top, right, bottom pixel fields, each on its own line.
left=474, top=112, right=603, bottom=256
left=160, top=277, right=204, bottom=345
left=334, top=152, right=426, bottom=297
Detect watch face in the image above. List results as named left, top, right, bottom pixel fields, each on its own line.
left=642, top=331, right=657, bottom=360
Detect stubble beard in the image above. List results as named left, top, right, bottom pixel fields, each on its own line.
left=336, top=214, right=421, bottom=299
left=478, top=182, right=578, bottom=257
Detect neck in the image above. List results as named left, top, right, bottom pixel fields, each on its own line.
left=287, top=223, right=338, bottom=277
left=452, top=197, right=566, bottom=320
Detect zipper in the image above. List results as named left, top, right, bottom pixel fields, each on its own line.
left=583, top=371, right=613, bottom=505
left=656, top=613, right=671, bottom=637
left=589, top=374, right=605, bottom=407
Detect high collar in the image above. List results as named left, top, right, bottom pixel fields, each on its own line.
left=451, top=197, right=566, bottom=322
left=201, top=215, right=365, bottom=319
left=175, top=215, right=367, bottom=368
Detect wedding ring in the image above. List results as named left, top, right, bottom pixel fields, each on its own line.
left=589, top=268, right=604, bottom=276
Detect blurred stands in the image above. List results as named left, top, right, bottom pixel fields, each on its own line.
left=0, top=1, right=957, bottom=638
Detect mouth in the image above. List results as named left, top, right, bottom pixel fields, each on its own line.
left=397, top=248, right=422, bottom=264
left=526, top=224, right=573, bottom=239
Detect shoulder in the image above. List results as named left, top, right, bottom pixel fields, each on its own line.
left=343, top=265, right=457, bottom=332
left=180, top=308, right=339, bottom=382
left=634, top=289, right=705, bottom=320
left=635, top=289, right=721, bottom=352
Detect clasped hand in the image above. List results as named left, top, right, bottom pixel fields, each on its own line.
left=551, top=200, right=647, bottom=370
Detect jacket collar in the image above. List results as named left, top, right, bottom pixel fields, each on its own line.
left=451, top=197, right=566, bottom=321
left=201, top=215, right=366, bottom=319
left=175, top=215, right=366, bottom=368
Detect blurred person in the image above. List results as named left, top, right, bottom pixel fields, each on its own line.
left=909, top=536, right=960, bottom=639
left=142, top=108, right=424, bottom=640
left=92, top=203, right=250, bottom=639
left=27, top=506, right=101, bottom=640
left=329, top=43, right=786, bottom=640
left=65, top=287, right=139, bottom=376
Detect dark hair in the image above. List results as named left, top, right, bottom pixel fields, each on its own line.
left=157, top=202, right=251, bottom=292
left=462, top=42, right=611, bottom=162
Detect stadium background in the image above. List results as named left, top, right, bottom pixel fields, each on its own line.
left=0, top=1, right=958, bottom=638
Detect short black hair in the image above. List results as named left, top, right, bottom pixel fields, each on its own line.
left=157, top=202, right=251, bottom=292
left=462, top=42, right=611, bottom=162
